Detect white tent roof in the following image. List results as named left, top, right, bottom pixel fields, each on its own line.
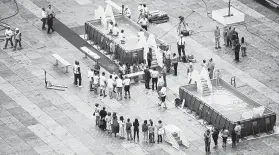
left=95, top=6, right=105, bottom=19
left=105, top=4, right=115, bottom=24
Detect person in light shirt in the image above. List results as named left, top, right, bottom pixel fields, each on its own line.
left=93, top=72, right=100, bottom=94
left=124, top=5, right=131, bottom=18
left=138, top=16, right=148, bottom=31
left=115, top=77, right=123, bottom=100
left=123, top=76, right=131, bottom=99
left=112, top=24, right=120, bottom=36
left=3, top=26, right=13, bottom=49
left=112, top=72, right=118, bottom=93
left=88, top=68, right=94, bottom=91
left=119, top=29, right=125, bottom=44
left=157, top=76, right=164, bottom=93
left=107, top=75, right=114, bottom=99
left=151, top=68, right=159, bottom=91
left=99, top=72, right=107, bottom=97
left=108, top=21, right=113, bottom=35
left=158, top=86, right=167, bottom=108
left=41, top=8, right=47, bottom=30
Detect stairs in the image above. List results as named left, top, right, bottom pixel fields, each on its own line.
left=201, top=78, right=211, bottom=96
left=172, top=132, right=182, bottom=146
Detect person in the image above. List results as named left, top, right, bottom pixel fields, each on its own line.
left=105, top=112, right=112, bottom=134
left=99, top=107, right=107, bottom=130
left=227, top=27, right=232, bottom=47
left=234, top=37, right=240, bottom=62
left=161, top=65, right=167, bottom=86
left=118, top=116, right=125, bottom=139
left=46, top=4, right=55, bottom=16
left=107, top=75, right=114, bottom=99
left=138, top=15, right=148, bottom=31
left=142, top=120, right=149, bottom=142
left=147, top=48, right=153, bottom=68
left=143, top=4, right=148, bottom=16
left=151, top=68, right=159, bottom=91
left=157, top=120, right=164, bottom=143
left=88, top=68, right=94, bottom=91
left=231, top=28, right=238, bottom=50
left=207, top=58, right=215, bottom=79
left=93, top=72, right=99, bottom=94
left=99, top=72, right=107, bottom=97
left=204, top=129, right=211, bottom=154
left=157, top=76, right=164, bottom=93
left=214, top=26, right=221, bottom=49
left=137, top=28, right=145, bottom=41
left=158, top=86, right=167, bottom=108
left=119, top=29, right=125, bottom=44
left=187, top=63, right=194, bottom=84
left=231, top=129, right=237, bottom=148
left=133, top=64, right=139, bottom=82
left=133, top=118, right=140, bottom=141
left=212, top=128, right=219, bottom=149
left=223, top=26, right=228, bottom=46
left=112, top=72, right=118, bottom=93
left=144, top=66, right=151, bottom=89
left=164, top=47, right=171, bottom=73
left=123, top=76, right=131, bottom=99
left=112, top=24, right=120, bottom=36
left=47, top=14, right=55, bottom=34
left=41, top=8, right=47, bottom=30
left=177, top=35, right=186, bottom=58
left=3, top=26, right=13, bottom=49
left=13, top=28, right=22, bottom=51
left=111, top=112, right=119, bottom=137
left=108, top=21, right=113, bottom=34
left=126, top=118, right=133, bottom=141
left=73, top=61, right=82, bottom=87
left=115, top=77, right=123, bottom=100
left=234, top=121, right=241, bottom=143
left=124, top=5, right=131, bottom=18
left=93, top=103, right=100, bottom=126
left=240, top=37, right=247, bottom=57
left=221, top=126, right=229, bottom=147
left=148, top=120, right=155, bottom=143
left=172, top=53, right=178, bottom=76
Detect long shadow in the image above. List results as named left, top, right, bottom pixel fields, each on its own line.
left=53, top=18, right=119, bottom=73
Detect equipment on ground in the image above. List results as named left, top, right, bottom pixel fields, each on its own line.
left=148, top=10, right=169, bottom=24
left=44, top=70, right=67, bottom=91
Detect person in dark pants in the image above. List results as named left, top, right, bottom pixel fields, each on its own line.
left=13, top=28, right=22, bottom=51
left=231, top=129, right=237, bottom=148
left=227, top=27, right=232, bottom=47
left=41, top=8, right=47, bottom=30
left=133, top=118, right=140, bottom=141
left=204, top=129, right=211, bottom=154
left=151, top=68, right=159, bottom=91
left=144, top=66, right=151, bottom=89
left=177, top=35, right=185, bottom=59
left=172, top=53, right=178, bottom=76
left=47, top=14, right=54, bottom=34
left=3, top=26, right=13, bottom=49
left=234, top=38, right=240, bottom=62
left=73, top=61, right=82, bottom=87
left=99, top=107, right=107, bottom=130
left=161, top=65, right=167, bottom=87
left=212, top=128, right=219, bottom=149
left=147, top=48, right=152, bottom=68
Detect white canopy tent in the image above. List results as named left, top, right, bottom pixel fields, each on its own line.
left=137, top=35, right=148, bottom=63
left=105, top=4, right=116, bottom=24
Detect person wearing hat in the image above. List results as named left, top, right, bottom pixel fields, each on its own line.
left=124, top=5, right=131, bottom=18
left=3, top=26, right=13, bottom=49
left=13, top=28, right=22, bottom=51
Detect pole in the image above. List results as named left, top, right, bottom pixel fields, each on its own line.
left=228, top=0, right=231, bottom=16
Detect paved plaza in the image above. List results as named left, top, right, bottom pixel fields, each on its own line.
left=1, top=0, right=279, bottom=154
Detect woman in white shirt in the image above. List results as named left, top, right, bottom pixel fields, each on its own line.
left=88, top=69, right=94, bottom=91
left=115, top=77, right=123, bottom=100
left=93, top=73, right=100, bottom=94
left=123, top=76, right=131, bottom=99
left=107, top=75, right=114, bottom=99
left=99, top=72, right=107, bottom=97
left=158, top=87, right=167, bottom=108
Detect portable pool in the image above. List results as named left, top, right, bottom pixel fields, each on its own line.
left=179, top=78, right=276, bottom=137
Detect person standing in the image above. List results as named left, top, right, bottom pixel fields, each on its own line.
left=148, top=120, right=155, bottom=143
left=147, top=48, right=152, bottom=68
left=105, top=112, right=112, bottom=134
left=207, top=58, right=215, bottom=79
left=234, top=37, right=240, bottom=62
left=126, top=118, right=133, bottom=141
left=138, top=15, right=148, bottom=31
left=157, top=76, right=164, bottom=93
left=111, top=112, right=119, bottom=137
left=93, top=103, right=100, bottom=126
left=142, top=120, right=149, bottom=142
left=204, top=129, right=211, bottom=154
left=47, top=14, right=55, bottom=34
left=133, top=118, right=140, bottom=142
left=172, top=53, right=178, bottom=76
left=177, top=34, right=186, bottom=59
left=88, top=68, right=94, bottom=91
left=115, top=77, right=123, bottom=100
left=212, top=128, right=219, bottom=149
left=223, top=26, right=228, bottom=46
left=158, top=86, right=167, bottom=108
left=124, top=5, right=131, bottom=18
left=13, top=28, right=22, bottom=51
left=151, top=68, right=159, bottom=91
left=164, top=47, right=171, bottom=73
left=107, top=75, right=114, bottom=99
left=161, top=65, right=167, bottom=86
left=118, top=116, right=125, bottom=139
left=93, top=72, right=99, bottom=94
left=221, top=126, right=229, bottom=147
left=231, top=129, right=237, bottom=148
left=187, top=63, right=194, bottom=84
left=123, top=76, right=131, bottom=99
left=214, top=26, right=221, bottom=49
left=227, top=27, right=232, bottom=47
left=73, top=61, right=82, bottom=87
left=234, top=121, right=241, bottom=143
left=3, top=26, right=13, bottom=49
left=99, top=107, right=107, bottom=130
left=157, top=120, right=164, bottom=143
left=46, top=4, right=55, bottom=16
left=41, top=8, right=47, bottom=30
left=144, top=66, right=151, bottom=89
left=240, top=37, right=247, bottom=57
left=99, top=72, right=107, bottom=97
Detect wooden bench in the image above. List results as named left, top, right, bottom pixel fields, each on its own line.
left=52, top=54, right=71, bottom=73
left=80, top=46, right=100, bottom=64
left=125, top=71, right=144, bottom=78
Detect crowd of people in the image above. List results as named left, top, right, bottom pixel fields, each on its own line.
left=94, top=104, right=165, bottom=143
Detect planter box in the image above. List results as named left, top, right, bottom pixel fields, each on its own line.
left=212, top=7, right=245, bottom=25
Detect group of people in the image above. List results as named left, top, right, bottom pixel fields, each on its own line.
left=94, top=104, right=165, bottom=143
left=137, top=4, right=149, bottom=31
left=3, top=26, right=22, bottom=51
left=204, top=122, right=242, bottom=154
left=41, top=5, right=55, bottom=34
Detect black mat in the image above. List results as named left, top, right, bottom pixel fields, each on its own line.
left=53, top=19, right=119, bottom=73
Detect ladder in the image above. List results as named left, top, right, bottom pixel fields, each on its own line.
left=201, top=78, right=211, bottom=96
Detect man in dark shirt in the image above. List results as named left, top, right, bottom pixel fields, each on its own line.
left=147, top=48, right=152, bottom=68
left=144, top=66, right=151, bottom=89
left=47, top=14, right=54, bottom=34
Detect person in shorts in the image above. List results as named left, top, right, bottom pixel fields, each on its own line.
left=107, top=75, right=114, bottom=99
left=93, top=72, right=99, bottom=94
left=115, top=76, right=123, bottom=100
left=123, top=76, right=131, bottom=99
left=99, top=72, right=107, bottom=97
left=158, top=86, right=167, bottom=108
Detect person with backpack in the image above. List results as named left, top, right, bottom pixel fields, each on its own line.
left=221, top=126, right=229, bottom=147
left=148, top=120, right=155, bottom=143
left=204, top=129, right=211, bottom=154
left=142, top=120, right=149, bottom=142
left=126, top=118, right=133, bottom=141
left=133, top=118, right=140, bottom=141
